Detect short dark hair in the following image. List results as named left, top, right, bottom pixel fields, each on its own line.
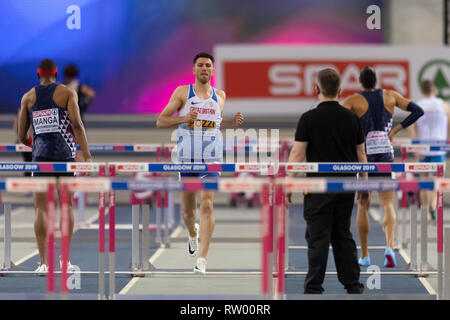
left=317, top=68, right=340, bottom=98
left=64, top=64, right=79, bottom=78
left=193, top=52, right=214, bottom=65
left=359, top=66, right=377, bottom=89
left=420, top=79, right=434, bottom=95
left=38, top=59, right=57, bottom=75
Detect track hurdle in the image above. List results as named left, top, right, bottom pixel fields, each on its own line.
left=3, top=173, right=450, bottom=300
left=286, top=162, right=444, bottom=278
left=0, top=162, right=106, bottom=298
left=108, top=162, right=239, bottom=276
left=0, top=162, right=105, bottom=269
left=0, top=143, right=162, bottom=227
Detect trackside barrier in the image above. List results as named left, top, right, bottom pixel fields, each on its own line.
left=1, top=161, right=449, bottom=300
left=0, top=163, right=106, bottom=298
left=106, top=161, right=444, bottom=299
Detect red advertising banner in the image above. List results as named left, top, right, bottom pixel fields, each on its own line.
left=224, top=60, right=409, bottom=98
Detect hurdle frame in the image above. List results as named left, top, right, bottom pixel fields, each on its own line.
left=1, top=160, right=450, bottom=300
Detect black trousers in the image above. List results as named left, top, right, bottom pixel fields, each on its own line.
left=303, top=193, right=361, bottom=293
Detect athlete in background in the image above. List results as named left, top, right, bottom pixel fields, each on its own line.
left=342, top=66, right=423, bottom=268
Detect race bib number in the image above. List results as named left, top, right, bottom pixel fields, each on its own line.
left=366, top=131, right=393, bottom=155
left=32, top=108, right=59, bottom=134
left=187, top=120, right=216, bottom=129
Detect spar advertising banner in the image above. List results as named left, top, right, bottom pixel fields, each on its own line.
left=214, top=45, right=450, bottom=118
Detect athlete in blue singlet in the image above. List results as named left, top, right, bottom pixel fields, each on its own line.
left=343, top=66, right=423, bottom=268
left=17, top=59, right=92, bottom=275
left=157, top=52, right=244, bottom=274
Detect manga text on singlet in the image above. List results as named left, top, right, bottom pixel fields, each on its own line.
left=32, top=108, right=60, bottom=134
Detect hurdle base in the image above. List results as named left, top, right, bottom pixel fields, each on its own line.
left=285, top=264, right=295, bottom=271
left=141, top=261, right=157, bottom=272
left=414, top=273, right=430, bottom=278
left=420, top=262, right=435, bottom=273
left=0, top=261, right=16, bottom=271
left=75, top=221, right=90, bottom=229
left=406, top=262, right=418, bottom=272
left=131, top=269, right=146, bottom=278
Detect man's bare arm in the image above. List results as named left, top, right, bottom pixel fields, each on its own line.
left=66, top=88, right=92, bottom=161
left=217, top=90, right=242, bottom=129
left=221, top=113, right=244, bottom=129
left=388, top=90, right=423, bottom=140
left=285, top=141, right=307, bottom=207
left=157, top=87, right=197, bottom=128
left=443, top=101, right=450, bottom=140
left=341, top=95, right=354, bottom=112
left=17, top=92, right=32, bottom=144
left=356, top=143, right=368, bottom=178
left=287, top=141, right=307, bottom=178
left=356, top=142, right=370, bottom=204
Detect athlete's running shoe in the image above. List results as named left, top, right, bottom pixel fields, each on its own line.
left=358, top=256, right=371, bottom=266
left=384, top=247, right=396, bottom=268
left=34, top=264, right=48, bottom=276
left=59, top=256, right=77, bottom=273
left=187, top=223, right=199, bottom=257
left=194, top=257, right=207, bottom=274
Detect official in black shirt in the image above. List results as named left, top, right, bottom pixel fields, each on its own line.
left=286, top=68, right=369, bottom=294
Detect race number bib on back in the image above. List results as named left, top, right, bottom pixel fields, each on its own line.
left=366, top=131, right=393, bottom=155
left=32, top=108, right=59, bottom=134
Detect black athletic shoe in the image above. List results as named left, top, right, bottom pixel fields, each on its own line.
left=346, top=283, right=364, bottom=294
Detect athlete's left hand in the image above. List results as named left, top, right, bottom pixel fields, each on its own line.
left=233, top=112, right=244, bottom=127
left=388, top=125, right=402, bottom=142
left=285, top=192, right=292, bottom=208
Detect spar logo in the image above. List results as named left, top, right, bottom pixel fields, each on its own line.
left=238, top=164, right=264, bottom=171
left=69, top=164, right=98, bottom=171
left=439, top=180, right=450, bottom=190
left=418, top=60, right=450, bottom=100
left=68, top=179, right=110, bottom=192
left=406, top=146, right=428, bottom=152
left=287, top=164, right=315, bottom=171
left=224, top=60, right=409, bottom=98
left=221, top=181, right=257, bottom=192
left=407, top=164, right=436, bottom=172
left=17, top=145, right=32, bottom=152
left=285, top=180, right=324, bottom=192
left=134, top=145, right=157, bottom=152
left=6, top=179, right=49, bottom=192
left=117, top=164, right=147, bottom=171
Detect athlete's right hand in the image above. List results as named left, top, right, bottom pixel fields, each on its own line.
left=285, top=192, right=292, bottom=209
left=357, top=191, right=370, bottom=206
left=183, top=111, right=198, bottom=123
left=82, top=156, right=93, bottom=176
left=24, top=135, right=33, bottom=147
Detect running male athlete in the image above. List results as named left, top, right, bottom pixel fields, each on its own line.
left=157, top=52, right=244, bottom=274
left=411, top=80, right=450, bottom=221
left=342, top=66, right=423, bottom=268
left=17, top=59, right=92, bottom=274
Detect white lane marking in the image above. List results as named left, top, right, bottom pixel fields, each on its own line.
left=2, top=206, right=36, bottom=266
left=12, top=207, right=102, bottom=266
left=117, top=277, right=140, bottom=294
left=82, top=224, right=170, bottom=230
left=399, top=248, right=436, bottom=295
left=119, top=224, right=184, bottom=295
left=14, top=250, right=39, bottom=266
left=289, top=245, right=387, bottom=249
left=0, top=207, right=27, bottom=225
